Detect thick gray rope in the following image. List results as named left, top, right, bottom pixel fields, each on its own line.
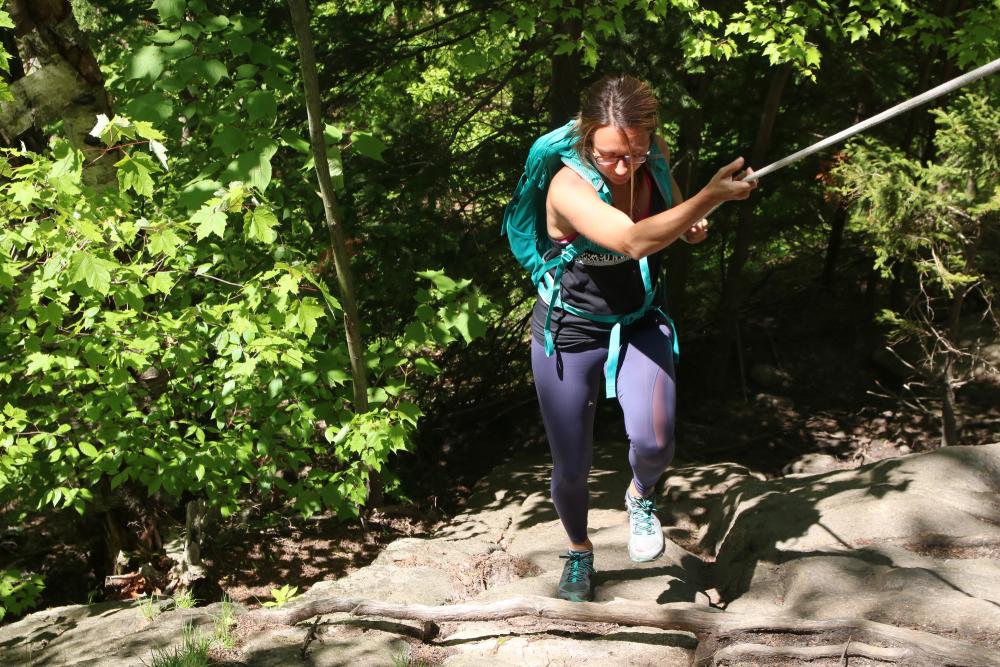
left=703, top=57, right=1000, bottom=209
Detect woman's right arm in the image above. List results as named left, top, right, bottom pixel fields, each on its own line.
left=547, top=157, right=755, bottom=259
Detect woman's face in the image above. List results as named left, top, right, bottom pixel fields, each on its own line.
left=590, top=125, right=651, bottom=186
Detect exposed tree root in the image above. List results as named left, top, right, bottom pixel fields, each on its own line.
left=712, top=641, right=908, bottom=664
left=250, top=594, right=1000, bottom=666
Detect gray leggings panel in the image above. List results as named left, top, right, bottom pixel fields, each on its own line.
left=531, top=320, right=677, bottom=544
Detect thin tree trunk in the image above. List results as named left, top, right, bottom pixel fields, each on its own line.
left=919, top=0, right=965, bottom=165
left=821, top=94, right=864, bottom=285
left=821, top=204, right=847, bottom=285
left=665, top=73, right=706, bottom=319
left=939, top=189, right=982, bottom=447
left=941, top=360, right=959, bottom=447
left=941, top=285, right=968, bottom=447
left=900, top=41, right=941, bottom=156
left=709, top=64, right=792, bottom=392
left=2, top=0, right=117, bottom=184
left=286, top=0, right=376, bottom=500
left=547, top=1, right=582, bottom=129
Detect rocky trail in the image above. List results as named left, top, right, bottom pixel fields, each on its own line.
left=5, top=437, right=1000, bottom=666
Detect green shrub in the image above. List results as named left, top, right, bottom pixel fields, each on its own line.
left=0, top=569, right=44, bottom=622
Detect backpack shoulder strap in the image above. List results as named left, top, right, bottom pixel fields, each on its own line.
left=646, top=138, right=673, bottom=208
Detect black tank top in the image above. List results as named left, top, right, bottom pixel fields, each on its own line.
left=531, top=167, right=667, bottom=351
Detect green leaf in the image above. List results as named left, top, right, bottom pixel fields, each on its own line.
left=413, top=357, right=440, bottom=376
left=179, top=21, right=203, bottom=39
left=177, top=178, right=221, bottom=210
left=149, top=227, right=183, bottom=257
left=162, top=38, right=194, bottom=60
left=9, top=181, right=37, bottom=209
left=143, top=447, right=166, bottom=463
left=133, top=120, right=165, bottom=142
left=246, top=90, right=277, bottom=124
left=351, top=131, right=387, bottom=162
left=211, top=126, right=248, bottom=154
left=229, top=33, right=252, bottom=56
left=416, top=269, right=457, bottom=292
left=79, top=442, right=99, bottom=458
left=201, top=14, right=229, bottom=31
left=122, top=92, right=174, bottom=123
left=115, top=153, right=156, bottom=198
left=280, top=129, right=310, bottom=153
left=235, top=63, right=258, bottom=79
left=191, top=206, right=227, bottom=240
left=49, top=141, right=83, bottom=193
left=70, top=252, right=115, bottom=295
left=396, top=402, right=422, bottom=426
left=247, top=206, right=278, bottom=244
left=456, top=50, right=487, bottom=73
left=0, top=9, right=14, bottom=29
left=296, top=299, right=325, bottom=339
left=147, top=271, right=175, bottom=294
left=222, top=142, right=278, bottom=191
left=151, top=0, right=186, bottom=22
left=151, top=29, right=181, bottom=43
left=198, top=58, right=228, bottom=85
left=126, top=45, right=165, bottom=80
left=230, top=14, right=262, bottom=34
left=324, top=124, right=344, bottom=143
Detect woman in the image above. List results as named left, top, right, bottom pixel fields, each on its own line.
left=530, top=75, right=755, bottom=602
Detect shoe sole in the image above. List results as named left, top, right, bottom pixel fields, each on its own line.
left=557, top=591, right=594, bottom=602
left=628, top=541, right=665, bottom=563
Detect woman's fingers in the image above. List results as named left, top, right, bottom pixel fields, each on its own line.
left=684, top=218, right=709, bottom=244
left=708, top=158, right=757, bottom=202
left=717, top=156, right=745, bottom=179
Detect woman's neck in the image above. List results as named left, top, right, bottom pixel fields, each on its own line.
left=608, top=168, right=648, bottom=219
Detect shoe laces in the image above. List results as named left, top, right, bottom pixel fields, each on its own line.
left=628, top=496, right=658, bottom=536
left=560, top=552, right=593, bottom=583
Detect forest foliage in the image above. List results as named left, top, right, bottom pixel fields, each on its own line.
left=0, top=0, right=998, bottom=620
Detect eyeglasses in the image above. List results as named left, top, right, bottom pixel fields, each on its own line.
left=590, top=151, right=650, bottom=167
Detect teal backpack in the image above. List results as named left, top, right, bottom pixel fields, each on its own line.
left=501, top=120, right=679, bottom=398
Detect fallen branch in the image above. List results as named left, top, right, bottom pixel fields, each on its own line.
left=250, top=594, right=1000, bottom=666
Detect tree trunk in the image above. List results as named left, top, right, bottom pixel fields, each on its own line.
left=821, top=204, right=847, bottom=285
left=546, top=1, right=582, bottom=129
left=2, top=0, right=117, bottom=185
left=941, top=362, right=959, bottom=447
left=939, top=190, right=981, bottom=447
left=286, top=0, right=377, bottom=502
left=941, top=287, right=966, bottom=447
left=900, top=41, right=941, bottom=156
left=167, top=498, right=208, bottom=592
left=665, top=73, right=706, bottom=319
left=821, top=94, right=865, bottom=285
left=918, top=0, right=966, bottom=165
left=709, top=64, right=792, bottom=392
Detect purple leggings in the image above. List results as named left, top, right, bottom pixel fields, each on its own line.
left=531, top=319, right=677, bottom=545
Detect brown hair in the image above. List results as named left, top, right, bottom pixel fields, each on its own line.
left=574, top=75, right=659, bottom=165
left=574, top=75, right=659, bottom=218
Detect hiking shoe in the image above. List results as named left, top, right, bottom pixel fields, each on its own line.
left=625, top=491, right=664, bottom=562
left=557, top=550, right=595, bottom=602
